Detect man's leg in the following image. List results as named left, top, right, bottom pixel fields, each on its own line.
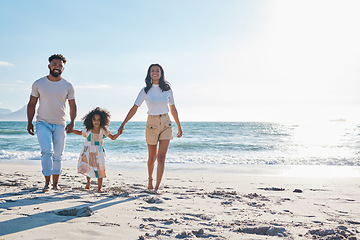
left=36, top=121, right=53, bottom=192
left=52, top=124, right=66, bottom=190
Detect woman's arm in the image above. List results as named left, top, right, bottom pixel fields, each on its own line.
left=72, top=129, right=82, bottom=135
left=170, top=105, right=183, bottom=138
left=118, top=104, right=138, bottom=134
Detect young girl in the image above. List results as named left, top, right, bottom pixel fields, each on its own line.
left=72, top=107, right=121, bottom=192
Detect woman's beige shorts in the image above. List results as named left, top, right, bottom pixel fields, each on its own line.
left=146, top=113, right=173, bottom=145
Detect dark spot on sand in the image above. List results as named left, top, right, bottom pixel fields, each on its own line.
left=55, top=206, right=92, bottom=217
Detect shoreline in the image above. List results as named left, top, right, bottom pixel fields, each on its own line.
left=1, top=159, right=360, bottom=178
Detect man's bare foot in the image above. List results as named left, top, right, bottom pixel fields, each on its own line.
left=42, top=185, right=50, bottom=192
left=148, top=178, right=154, bottom=190
left=85, top=182, right=90, bottom=189
left=52, top=185, right=62, bottom=191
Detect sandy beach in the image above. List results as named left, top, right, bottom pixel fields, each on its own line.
left=0, top=162, right=360, bottom=239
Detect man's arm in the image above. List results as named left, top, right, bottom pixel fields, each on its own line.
left=27, top=96, right=38, bottom=135
left=65, top=99, right=77, bottom=133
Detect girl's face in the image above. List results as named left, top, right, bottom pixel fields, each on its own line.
left=150, top=66, right=161, bottom=82
left=92, top=114, right=101, bottom=128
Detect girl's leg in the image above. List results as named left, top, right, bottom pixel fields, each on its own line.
left=147, top=144, right=158, bottom=189
left=85, top=177, right=91, bottom=189
left=97, top=178, right=103, bottom=192
left=154, top=140, right=170, bottom=192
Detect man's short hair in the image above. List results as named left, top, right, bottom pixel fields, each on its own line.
left=48, top=54, right=67, bottom=64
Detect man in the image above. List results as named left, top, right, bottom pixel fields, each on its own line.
left=27, top=54, right=77, bottom=192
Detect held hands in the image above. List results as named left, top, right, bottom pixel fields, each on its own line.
left=65, top=122, right=74, bottom=133
left=27, top=123, right=35, bottom=135
left=118, top=125, right=124, bottom=135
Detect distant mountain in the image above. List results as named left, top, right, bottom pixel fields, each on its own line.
left=0, top=108, right=12, bottom=116
left=0, top=106, right=27, bottom=121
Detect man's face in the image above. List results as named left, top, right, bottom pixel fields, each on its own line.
left=48, top=59, right=64, bottom=77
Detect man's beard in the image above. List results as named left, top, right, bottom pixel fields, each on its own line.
left=50, top=69, right=62, bottom=77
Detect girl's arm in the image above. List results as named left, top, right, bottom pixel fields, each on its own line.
left=72, top=129, right=82, bottom=135
left=170, top=105, right=183, bottom=138
left=106, top=129, right=121, bottom=140
left=118, top=104, right=138, bottom=134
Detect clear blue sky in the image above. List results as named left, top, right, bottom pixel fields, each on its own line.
left=1, top=0, right=359, bottom=122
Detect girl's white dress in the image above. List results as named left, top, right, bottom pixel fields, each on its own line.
left=77, top=128, right=108, bottom=178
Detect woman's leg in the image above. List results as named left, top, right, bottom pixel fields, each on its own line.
left=85, top=177, right=91, bottom=189
left=147, top=144, right=158, bottom=189
left=155, top=139, right=170, bottom=192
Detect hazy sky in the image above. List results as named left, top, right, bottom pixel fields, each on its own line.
left=1, top=0, right=359, bottom=122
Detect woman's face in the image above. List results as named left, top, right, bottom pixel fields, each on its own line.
left=150, top=66, right=161, bottom=82
left=92, top=114, right=101, bottom=128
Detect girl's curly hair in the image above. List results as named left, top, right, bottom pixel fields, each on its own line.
left=82, top=107, right=110, bottom=131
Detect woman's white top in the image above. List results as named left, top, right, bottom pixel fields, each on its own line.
left=134, top=84, right=175, bottom=115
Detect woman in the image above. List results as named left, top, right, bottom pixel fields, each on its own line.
left=118, top=64, right=182, bottom=192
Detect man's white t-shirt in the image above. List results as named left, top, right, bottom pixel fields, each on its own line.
left=134, top=84, right=175, bottom=115
left=31, top=76, right=75, bottom=125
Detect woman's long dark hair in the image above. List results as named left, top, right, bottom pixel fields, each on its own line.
left=144, top=64, right=171, bottom=94
left=82, top=107, right=110, bottom=131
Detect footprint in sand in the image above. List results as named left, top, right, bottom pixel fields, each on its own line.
left=239, top=226, right=288, bottom=237
left=143, top=196, right=163, bottom=204
left=140, top=206, right=164, bottom=211
left=88, top=221, right=121, bottom=227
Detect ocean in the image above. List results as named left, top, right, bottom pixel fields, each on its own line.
left=0, top=121, right=359, bottom=167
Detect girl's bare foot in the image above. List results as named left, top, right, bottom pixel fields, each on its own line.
left=42, top=184, right=50, bottom=192
left=52, top=185, right=62, bottom=191
left=97, top=189, right=105, bottom=193
left=85, top=182, right=90, bottom=189
left=148, top=178, right=154, bottom=190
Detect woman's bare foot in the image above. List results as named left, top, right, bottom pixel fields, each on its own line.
left=85, top=182, right=91, bottom=189
left=153, top=187, right=161, bottom=195
left=97, top=188, right=105, bottom=193
left=148, top=178, right=154, bottom=190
